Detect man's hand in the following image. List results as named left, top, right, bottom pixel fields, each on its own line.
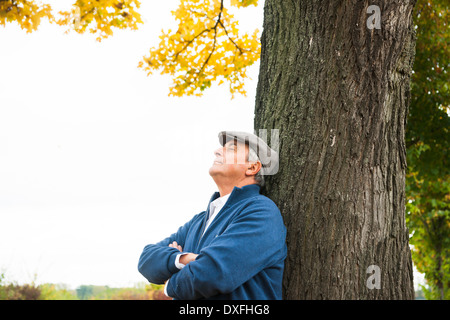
left=169, top=241, right=198, bottom=265
left=179, top=252, right=198, bottom=265
left=169, top=241, right=183, bottom=252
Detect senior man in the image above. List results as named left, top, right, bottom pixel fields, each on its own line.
left=138, top=131, right=287, bottom=300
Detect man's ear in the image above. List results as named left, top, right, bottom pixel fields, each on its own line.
left=245, top=161, right=262, bottom=177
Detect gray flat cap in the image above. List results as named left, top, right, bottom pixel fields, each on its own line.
left=218, top=130, right=279, bottom=176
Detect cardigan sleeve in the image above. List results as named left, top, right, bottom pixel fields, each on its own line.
left=165, top=199, right=287, bottom=300
left=137, top=213, right=201, bottom=285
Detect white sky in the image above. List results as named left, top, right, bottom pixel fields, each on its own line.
left=0, top=0, right=424, bottom=291
left=0, top=1, right=263, bottom=288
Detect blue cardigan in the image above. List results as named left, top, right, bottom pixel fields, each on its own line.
left=138, top=184, right=287, bottom=300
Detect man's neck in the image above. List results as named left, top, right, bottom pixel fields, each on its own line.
left=217, top=185, right=233, bottom=198
left=216, top=180, right=257, bottom=197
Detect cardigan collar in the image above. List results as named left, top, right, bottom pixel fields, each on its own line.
left=207, top=184, right=261, bottom=211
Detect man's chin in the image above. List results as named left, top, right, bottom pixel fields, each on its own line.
left=209, top=164, right=222, bottom=176
left=209, top=166, right=217, bottom=174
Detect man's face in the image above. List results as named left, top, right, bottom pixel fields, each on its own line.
left=209, top=139, right=250, bottom=182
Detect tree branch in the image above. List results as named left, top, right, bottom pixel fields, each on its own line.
left=172, top=27, right=213, bottom=61
left=199, top=25, right=218, bottom=75
left=218, top=20, right=248, bottom=54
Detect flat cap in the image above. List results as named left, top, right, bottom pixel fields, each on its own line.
left=218, top=130, right=279, bottom=176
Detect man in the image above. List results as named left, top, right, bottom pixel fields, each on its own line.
left=137, top=131, right=287, bottom=300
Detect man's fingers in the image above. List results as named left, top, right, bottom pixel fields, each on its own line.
left=169, top=241, right=182, bottom=252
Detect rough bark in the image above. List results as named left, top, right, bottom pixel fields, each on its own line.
left=254, top=0, right=416, bottom=299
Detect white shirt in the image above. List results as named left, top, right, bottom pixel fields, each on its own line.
left=203, top=193, right=231, bottom=235
left=164, top=193, right=231, bottom=297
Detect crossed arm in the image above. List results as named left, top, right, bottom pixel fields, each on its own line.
left=165, top=241, right=197, bottom=299
left=168, top=241, right=198, bottom=266
left=138, top=203, right=286, bottom=300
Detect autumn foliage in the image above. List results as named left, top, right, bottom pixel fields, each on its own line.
left=1, top=0, right=260, bottom=97
left=0, top=0, right=53, bottom=32
left=138, top=0, right=260, bottom=98
left=0, top=273, right=170, bottom=300
left=56, top=0, right=142, bottom=41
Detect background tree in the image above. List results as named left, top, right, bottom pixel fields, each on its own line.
left=406, top=0, right=449, bottom=300
left=75, top=284, right=93, bottom=300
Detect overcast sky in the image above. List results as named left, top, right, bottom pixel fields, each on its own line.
left=0, top=1, right=424, bottom=291
left=0, top=1, right=263, bottom=288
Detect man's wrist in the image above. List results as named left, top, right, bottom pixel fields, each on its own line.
left=175, top=253, right=189, bottom=269
left=179, top=253, right=198, bottom=265
left=164, top=279, right=170, bottom=297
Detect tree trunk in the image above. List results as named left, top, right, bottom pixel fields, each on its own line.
left=254, top=0, right=416, bottom=299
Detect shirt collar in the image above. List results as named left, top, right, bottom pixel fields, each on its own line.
left=210, top=193, right=231, bottom=209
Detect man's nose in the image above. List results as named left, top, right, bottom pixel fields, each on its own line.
left=214, top=148, right=223, bottom=157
